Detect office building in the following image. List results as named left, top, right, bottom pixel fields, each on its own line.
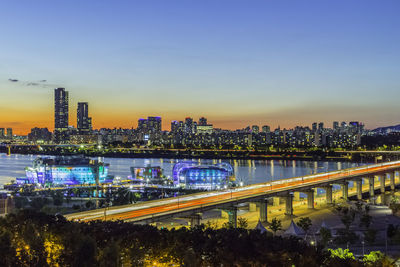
left=54, top=88, right=69, bottom=142
left=262, top=125, right=270, bottom=133
left=251, top=125, right=260, bottom=133
left=77, top=102, right=91, bottom=133
left=199, top=117, right=207, bottom=126
left=6, top=128, right=12, bottom=139
left=54, top=88, right=69, bottom=130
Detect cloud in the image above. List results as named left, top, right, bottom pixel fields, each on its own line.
left=40, top=80, right=47, bottom=82
left=8, top=78, right=18, bottom=82
left=27, top=82, right=40, bottom=86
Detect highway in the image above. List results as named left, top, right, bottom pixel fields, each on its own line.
left=65, top=160, right=400, bottom=223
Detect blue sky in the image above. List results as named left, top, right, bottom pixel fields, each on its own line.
left=1, top=0, right=399, bottom=133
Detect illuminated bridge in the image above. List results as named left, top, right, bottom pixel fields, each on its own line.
left=66, top=161, right=400, bottom=227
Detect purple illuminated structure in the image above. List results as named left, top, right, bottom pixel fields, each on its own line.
left=172, top=161, right=234, bottom=190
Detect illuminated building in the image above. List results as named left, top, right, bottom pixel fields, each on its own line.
left=147, top=116, right=162, bottom=133
left=252, top=125, right=259, bottom=133
left=77, top=102, right=92, bottom=133
left=0, top=128, right=4, bottom=138
left=198, top=117, right=207, bottom=126
left=18, top=156, right=111, bottom=185
left=172, top=161, right=234, bottom=189
left=197, top=125, right=213, bottom=134
left=130, top=166, right=163, bottom=180
left=262, top=125, right=270, bottom=133
left=6, top=128, right=12, bottom=139
left=54, top=88, right=69, bottom=142
left=28, top=128, right=52, bottom=142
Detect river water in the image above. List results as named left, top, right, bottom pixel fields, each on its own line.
left=0, top=153, right=365, bottom=187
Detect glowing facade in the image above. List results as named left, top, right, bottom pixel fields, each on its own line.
left=18, top=156, right=110, bottom=185
left=172, top=162, right=234, bottom=189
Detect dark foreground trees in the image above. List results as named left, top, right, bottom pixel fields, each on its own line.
left=0, top=210, right=388, bottom=267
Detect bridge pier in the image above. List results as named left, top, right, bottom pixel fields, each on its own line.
left=341, top=182, right=349, bottom=201
left=388, top=172, right=395, bottom=191
left=227, top=207, right=238, bottom=228
left=249, top=202, right=257, bottom=212
left=273, top=197, right=280, bottom=206
left=325, top=185, right=333, bottom=205
left=293, top=192, right=300, bottom=202
left=378, top=174, right=385, bottom=193
left=189, top=213, right=202, bottom=228
left=368, top=176, right=375, bottom=204
left=305, top=190, right=314, bottom=209
left=259, top=198, right=268, bottom=223
left=355, top=179, right=363, bottom=200
left=284, top=194, right=293, bottom=217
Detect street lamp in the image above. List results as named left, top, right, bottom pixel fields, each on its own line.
left=361, top=240, right=365, bottom=256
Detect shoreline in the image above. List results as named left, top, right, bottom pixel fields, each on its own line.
left=0, top=147, right=372, bottom=163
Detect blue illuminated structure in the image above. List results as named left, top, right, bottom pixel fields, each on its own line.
left=172, top=161, right=234, bottom=189
left=18, top=156, right=111, bottom=185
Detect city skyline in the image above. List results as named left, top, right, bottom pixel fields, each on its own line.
left=1, top=1, right=400, bottom=134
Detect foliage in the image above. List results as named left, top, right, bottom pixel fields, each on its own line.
left=334, top=229, right=359, bottom=245
left=297, top=217, right=312, bottom=234
left=363, top=251, right=393, bottom=266
left=30, top=197, right=49, bottom=210
left=237, top=217, right=248, bottom=229
left=0, top=210, right=331, bottom=266
left=328, top=248, right=355, bottom=260
left=319, top=227, right=332, bottom=247
left=359, top=214, right=372, bottom=229
left=269, top=218, right=282, bottom=235
left=364, top=229, right=377, bottom=244
left=52, top=191, right=64, bottom=207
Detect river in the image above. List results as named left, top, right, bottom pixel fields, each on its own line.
left=0, top=153, right=366, bottom=187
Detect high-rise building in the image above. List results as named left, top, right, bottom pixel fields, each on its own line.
left=312, top=123, right=317, bottom=132
left=77, top=102, right=91, bottom=133
left=251, top=125, right=259, bottom=133
left=0, top=128, right=4, bottom=138
left=54, top=88, right=69, bottom=142
left=171, top=121, right=179, bottom=133
left=262, top=125, right=270, bottom=133
left=199, top=117, right=207, bottom=126
left=147, top=116, right=162, bottom=133
left=54, top=88, right=69, bottom=130
left=333, top=121, right=339, bottom=130
left=185, top=117, right=194, bottom=134
left=318, top=122, right=324, bottom=130
left=138, top=118, right=147, bottom=132
left=6, top=128, right=12, bottom=139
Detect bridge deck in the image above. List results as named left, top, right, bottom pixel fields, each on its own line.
left=65, top=161, right=400, bottom=223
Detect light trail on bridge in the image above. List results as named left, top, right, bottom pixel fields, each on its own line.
left=65, top=161, right=400, bottom=222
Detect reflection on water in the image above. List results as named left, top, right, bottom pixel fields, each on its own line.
left=0, top=153, right=364, bottom=186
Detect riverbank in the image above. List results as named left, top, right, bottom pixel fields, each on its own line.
left=0, top=146, right=364, bottom=162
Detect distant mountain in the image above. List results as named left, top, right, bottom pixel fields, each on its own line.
left=372, top=124, right=400, bottom=134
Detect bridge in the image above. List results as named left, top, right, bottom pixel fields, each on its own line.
left=65, top=161, right=400, bottom=227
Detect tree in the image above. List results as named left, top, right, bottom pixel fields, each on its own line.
left=364, top=229, right=377, bottom=244
left=319, top=227, right=332, bottom=247
left=363, top=251, right=393, bottom=266
left=237, top=217, right=248, bottom=229
left=85, top=200, right=94, bottom=209
left=328, top=248, right=355, bottom=260
left=30, top=197, right=48, bottom=210
left=360, top=214, right=372, bottom=229
left=297, top=217, right=312, bottom=234
left=269, top=218, right=282, bottom=235
left=52, top=191, right=64, bottom=206
left=340, top=213, right=355, bottom=230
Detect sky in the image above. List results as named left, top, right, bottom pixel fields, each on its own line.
left=1, top=0, right=400, bottom=134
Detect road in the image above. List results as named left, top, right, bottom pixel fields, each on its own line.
left=65, top=161, right=400, bottom=222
